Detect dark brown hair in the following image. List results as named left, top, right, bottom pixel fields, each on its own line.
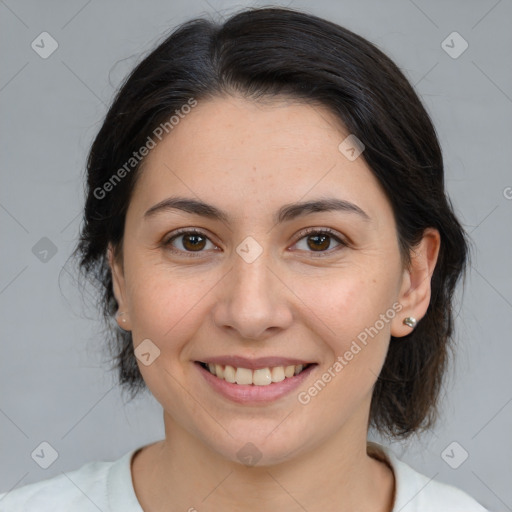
left=72, top=6, right=469, bottom=440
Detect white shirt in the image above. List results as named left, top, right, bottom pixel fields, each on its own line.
left=0, top=441, right=491, bottom=511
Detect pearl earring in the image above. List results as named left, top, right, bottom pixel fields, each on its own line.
left=403, top=317, right=417, bottom=329
left=116, top=311, right=128, bottom=323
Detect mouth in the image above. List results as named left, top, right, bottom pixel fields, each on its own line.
left=196, top=361, right=315, bottom=386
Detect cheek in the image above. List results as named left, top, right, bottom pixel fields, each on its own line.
left=293, top=274, right=396, bottom=427
left=292, top=269, right=399, bottom=412
left=124, top=257, right=221, bottom=366
left=294, top=270, right=398, bottom=351
left=124, top=264, right=216, bottom=416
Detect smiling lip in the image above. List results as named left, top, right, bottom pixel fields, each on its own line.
left=195, top=360, right=317, bottom=404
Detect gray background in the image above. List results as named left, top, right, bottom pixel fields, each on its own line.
left=1, top=0, right=511, bottom=510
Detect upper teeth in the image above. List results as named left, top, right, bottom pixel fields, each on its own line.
left=205, top=363, right=307, bottom=386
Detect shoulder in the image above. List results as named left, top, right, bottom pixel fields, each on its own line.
left=0, top=448, right=142, bottom=512
left=368, top=442, right=491, bottom=512
left=0, top=459, right=112, bottom=511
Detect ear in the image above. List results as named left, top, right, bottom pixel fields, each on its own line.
left=108, top=243, right=132, bottom=331
left=391, top=228, right=441, bottom=337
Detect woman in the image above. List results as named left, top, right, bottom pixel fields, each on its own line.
left=0, top=6, right=491, bottom=511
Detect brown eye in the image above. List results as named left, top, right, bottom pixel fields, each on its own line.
left=164, top=230, right=216, bottom=255
left=293, top=229, right=346, bottom=256
left=181, top=233, right=207, bottom=251
left=306, top=233, right=331, bottom=251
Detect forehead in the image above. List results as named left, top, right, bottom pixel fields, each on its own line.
left=166, top=94, right=347, bottom=158
left=127, top=95, right=392, bottom=225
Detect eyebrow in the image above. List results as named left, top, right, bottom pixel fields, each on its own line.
left=144, top=196, right=371, bottom=224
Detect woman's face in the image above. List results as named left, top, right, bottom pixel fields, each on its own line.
left=110, top=95, right=418, bottom=465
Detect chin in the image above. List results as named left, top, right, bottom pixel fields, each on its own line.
left=204, top=421, right=310, bottom=468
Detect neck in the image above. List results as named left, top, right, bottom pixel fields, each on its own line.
left=132, top=410, right=395, bottom=512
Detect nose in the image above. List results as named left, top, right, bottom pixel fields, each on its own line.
left=212, top=249, right=293, bottom=341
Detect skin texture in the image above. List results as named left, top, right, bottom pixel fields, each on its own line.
left=109, top=94, right=440, bottom=512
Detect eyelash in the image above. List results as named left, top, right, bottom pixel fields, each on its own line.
left=162, top=227, right=348, bottom=258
